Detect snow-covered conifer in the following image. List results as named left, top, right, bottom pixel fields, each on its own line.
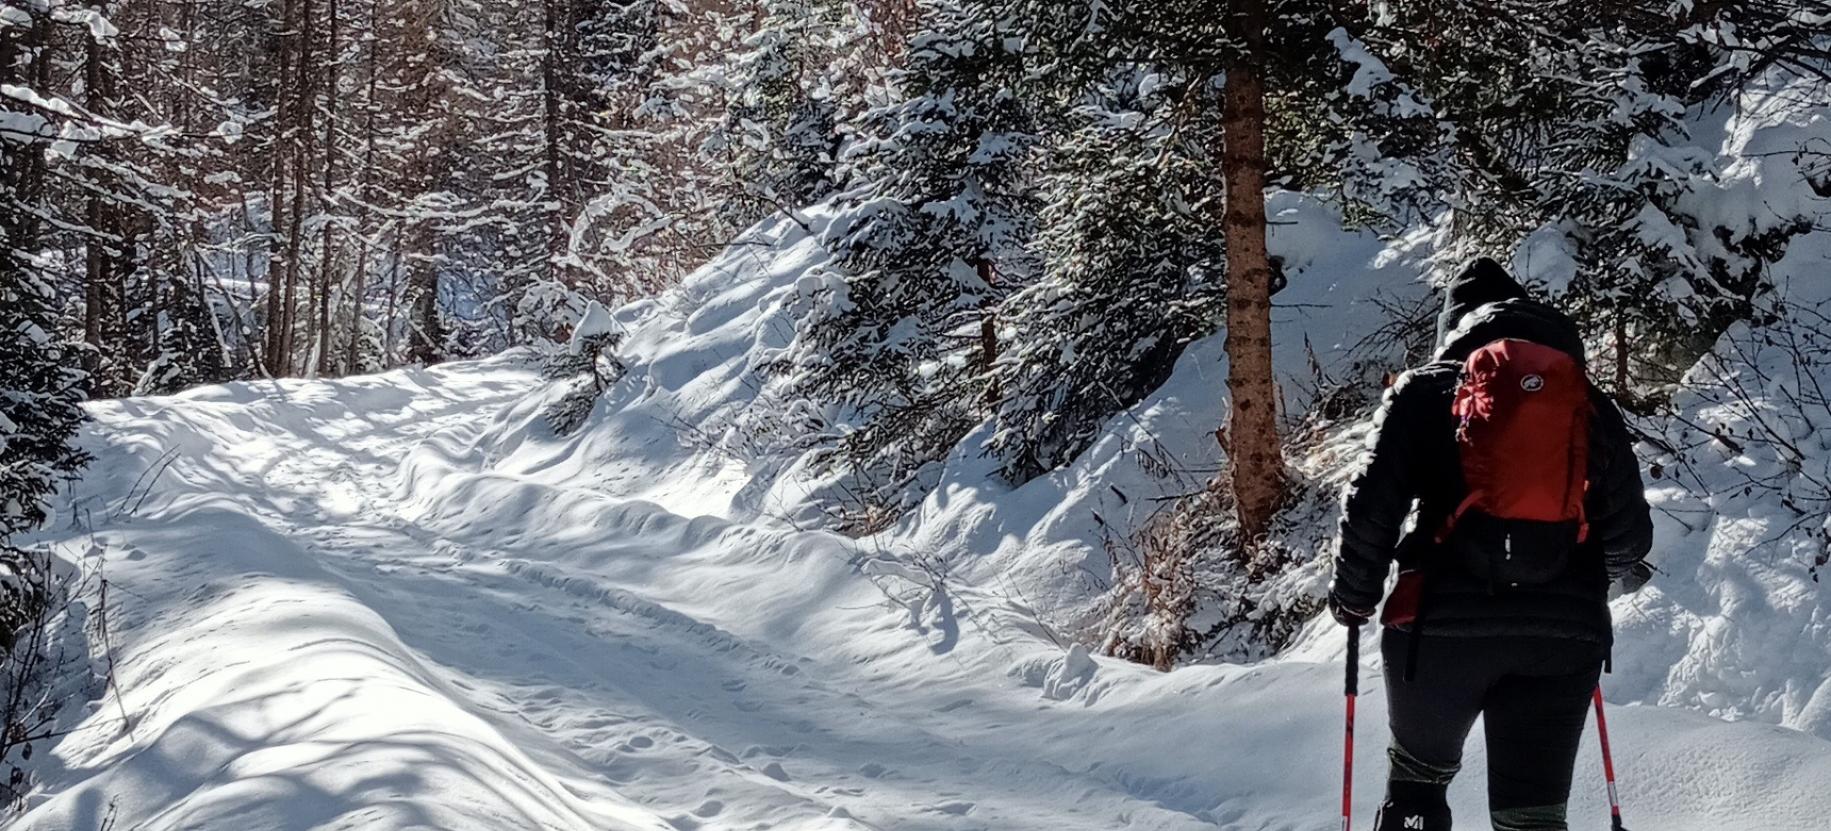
left=781, top=0, right=1037, bottom=519
left=989, top=69, right=1226, bottom=482
left=721, top=0, right=849, bottom=224
left=0, top=269, right=90, bottom=541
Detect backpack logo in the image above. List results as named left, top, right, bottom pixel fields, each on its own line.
left=1520, top=373, right=1545, bottom=392
left=1404, top=816, right=1424, bottom=830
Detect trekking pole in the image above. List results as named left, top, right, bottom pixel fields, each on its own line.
left=1592, top=686, right=1628, bottom=831
left=1342, top=624, right=1360, bottom=831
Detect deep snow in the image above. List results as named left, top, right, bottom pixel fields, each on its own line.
left=14, top=207, right=1831, bottom=829
left=13, top=60, right=1831, bottom=831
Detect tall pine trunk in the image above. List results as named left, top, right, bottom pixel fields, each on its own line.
left=1219, top=0, right=1284, bottom=542
left=405, top=237, right=443, bottom=364
left=81, top=8, right=120, bottom=396
left=278, top=0, right=318, bottom=374
left=314, top=0, right=340, bottom=376
left=977, top=257, right=999, bottom=408
left=262, top=0, right=296, bottom=377
left=345, top=0, right=380, bottom=374
left=540, top=0, right=567, bottom=290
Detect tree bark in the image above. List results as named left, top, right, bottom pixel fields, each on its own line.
left=977, top=257, right=999, bottom=408
left=345, top=0, right=380, bottom=374
left=263, top=0, right=296, bottom=377
left=1219, top=0, right=1285, bottom=542
left=405, top=235, right=443, bottom=365
left=1613, top=308, right=1630, bottom=393
left=314, top=0, right=340, bottom=377
left=383, top=226, right=403, bottom=366
left=82, top=7, right=120, bottom=396
left=278, top=0, right=318, bottom=374
left=540, top=0, right=568, bottom=290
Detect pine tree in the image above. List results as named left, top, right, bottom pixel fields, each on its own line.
left=985, top=0, right=1440, bottom=507
left=1366, top=0, right=1831, bottom=399
left=0, top=267, right=91, bottom=541
left=134, top=274, right=230, bottom=395
left=721, top=0, right=848, bottom=224
left=990, top=68, right=1225, bottom=481
left=781, top=0, right=1037, bottom=519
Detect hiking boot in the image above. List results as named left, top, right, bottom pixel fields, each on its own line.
left=1373, top=781, right=1453, bottom=831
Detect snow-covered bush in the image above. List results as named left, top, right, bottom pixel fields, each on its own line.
left=1650, top=292, right=1831, bottom=573
left=1096, top=431, right=1336, bottom=668
left=1369, top=1, right=1831, bottom=400
left=542, top=302, right=628, bottom=435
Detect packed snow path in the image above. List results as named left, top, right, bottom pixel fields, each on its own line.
left=18, top=357, right=1831, bottom=830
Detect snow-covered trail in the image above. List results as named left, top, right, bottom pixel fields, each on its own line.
left=18, top=355, right=1831, bottom=830
left=15, top=357, right=1260, bottom=830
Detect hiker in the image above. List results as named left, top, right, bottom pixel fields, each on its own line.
left=1328, top=258, right=1656, bottom=831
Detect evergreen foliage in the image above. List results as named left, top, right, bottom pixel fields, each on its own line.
left=1370, top=0, right=1831, bottom=396
left=0, top=269, right=90, bottom=541
left=990, top=69, right=1226, bottom=482
left=782, top=0, right=1037, bottom=516
left=542, top=303, right=628, bottom=435
left=722, top=0, right=850, bottom=225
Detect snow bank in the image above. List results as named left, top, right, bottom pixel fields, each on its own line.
left=456, top=194, right=1439, bottom=637
left=1582, top=68, right=1831, bottom=740
left=1612, top=288, right=1831, bottom=738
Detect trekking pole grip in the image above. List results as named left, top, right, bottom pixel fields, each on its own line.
left=1346, top=624, right=1360, bottom=695
left=1343, top=623, right=1361, bottom=831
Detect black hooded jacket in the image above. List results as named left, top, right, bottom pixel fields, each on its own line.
left=1329, top=259, right=1655, bottom=643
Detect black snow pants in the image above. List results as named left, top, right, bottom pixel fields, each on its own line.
left=1373, top=630, right=1606, bottom=831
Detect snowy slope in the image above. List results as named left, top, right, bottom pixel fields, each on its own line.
left=1574, top=70, right=1831, bottom=740
left=16, top=201, right=1831, bottom=829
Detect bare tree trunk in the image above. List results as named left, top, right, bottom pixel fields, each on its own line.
left=278, top=0, right=318, bottom=375
left=345, top=0, right=380, bottom=374
left=383, top=225, right=404, bottom=365
left=405, top=232, right=443, bottom=365
left=82, top=9, right=118, bottom=395
left=314, top=0, right=340, bottom=376
left=540, top=0, right=568, bottom=289
left=1219, top=0, right=1284, bottom=542
left=1613, top=309, right=1630, bottom=394
left=263, top=0, right=296, bottom=378
left=977, top=257, right=999, bottom=407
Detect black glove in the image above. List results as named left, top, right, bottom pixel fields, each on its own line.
left=1615, top=560, right=1654, bottom=595
left=1328, top=594, right=1373, bottom=628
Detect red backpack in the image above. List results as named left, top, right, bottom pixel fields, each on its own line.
left=1437, top=338, right=1594, bottom=586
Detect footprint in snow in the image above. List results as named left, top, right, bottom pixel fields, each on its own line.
left=621, top=735, right=654, bottom=751
left=923, top=801, right=974, bottom=816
